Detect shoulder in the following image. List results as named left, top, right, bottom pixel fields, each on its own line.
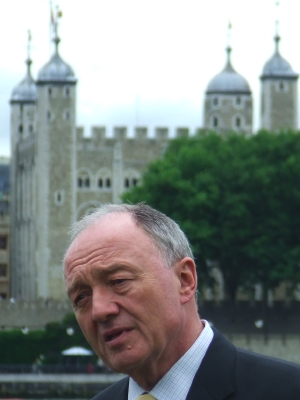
left=91, top=376, right=129, bottom=400
left=234, top=346, right=300, bottom=397
left=236, top=346, right=300, bottom=375
left=203, top=329, right=300, bottom=398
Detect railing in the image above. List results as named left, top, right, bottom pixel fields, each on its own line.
left=0, top=364, right=112, bottom=374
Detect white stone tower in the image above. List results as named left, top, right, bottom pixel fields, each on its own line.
left=34, top=18, right=77, bottom=299
left=10, top=15, right=77, bottom=300
left=10, top=31, right=37, bottom=300
left=204, top=45, right=253, bottom=135
left=260, top=25, right=298, bottom=131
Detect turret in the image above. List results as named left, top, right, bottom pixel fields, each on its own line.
left=9, top=31, right=37, bottom=300
left=260, top=21, right=298, bottom=131
left=33, top=9, right=77, bottom=300
left=10, top=31, right=37, bottom=147
left=204, top=25, right=253, bottom=135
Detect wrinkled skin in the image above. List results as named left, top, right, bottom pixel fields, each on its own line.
left=64, top=212, right=202, bottom=389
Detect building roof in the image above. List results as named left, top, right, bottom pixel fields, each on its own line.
left=261, top=36, right=298, bottom=79
left=10, top=59, right=37, bottom=103
left=37, top=37, right=76, bottom=84
left=206, top=47, right=251, bottom=95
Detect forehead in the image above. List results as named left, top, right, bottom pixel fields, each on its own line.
left=64, top=212, right=155, bottom=268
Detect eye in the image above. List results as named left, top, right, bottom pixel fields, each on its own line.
left=73, top=292, right=89, bottom=306
left=111, top=279, right=127, bottom=286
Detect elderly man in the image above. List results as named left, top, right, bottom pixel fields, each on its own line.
left=64, top=203, right=300, bottom=400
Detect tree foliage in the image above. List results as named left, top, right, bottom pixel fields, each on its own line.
left=0, top=313, right=92, bottom=365
left=123, top=130, right=300, bottom=301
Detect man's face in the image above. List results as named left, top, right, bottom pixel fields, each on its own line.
left=64, top=213, right=186, bottom=377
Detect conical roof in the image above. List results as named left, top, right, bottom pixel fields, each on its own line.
left=11, top=59, right=37, bottom=103
left=37, top=37, right=76, bottom=84
left=261, top=35, right=297, bottom=79
left=206, top=47, right=251, bottom=95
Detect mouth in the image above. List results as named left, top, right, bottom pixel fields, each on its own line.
left=104, top=328, right=133, bottom=344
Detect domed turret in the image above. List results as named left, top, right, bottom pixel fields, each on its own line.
left=11, top=58, right=36, bottom=103
left=204, top=46, right=253, bottom=135
left=260, top=32, right=298, bottom=131
left=206, top=47, right=251, bottom=95
left=261, top=35, right=297, bottom=79
left=37, top=37, right=76, bottom=83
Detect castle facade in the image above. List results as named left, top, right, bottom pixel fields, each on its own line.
left=8, top=26, right=298, bottom=301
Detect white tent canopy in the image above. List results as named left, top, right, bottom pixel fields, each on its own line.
left=61, top=346, right=93, bottom=356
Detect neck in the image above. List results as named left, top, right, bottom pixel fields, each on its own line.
left=131, top=313, right=203, bottom=391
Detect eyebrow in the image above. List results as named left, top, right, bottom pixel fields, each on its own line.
left=67, top=281, right=88, bottom=300
left=66, top=263, right=138, bottom=298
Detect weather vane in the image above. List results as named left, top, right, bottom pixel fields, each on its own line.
left=275, top=0, right=280, bottom=28
left=50, top=0, right=63, bottom=39
left=274, top=0, right=280, bottom=51
left=27, top=30, right=32, bottom=60
left=227, top=20, right=232, bottom=49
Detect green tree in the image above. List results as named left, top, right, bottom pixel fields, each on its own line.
left=0, top=313, right=93, bottom=365
left=123, top=130, right=300, bottom=306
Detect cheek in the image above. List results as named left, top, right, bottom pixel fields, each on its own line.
left=76, top=314, right=94, bottom=339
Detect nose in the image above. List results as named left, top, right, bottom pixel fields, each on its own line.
left=91, top=286, right=120, bottom=322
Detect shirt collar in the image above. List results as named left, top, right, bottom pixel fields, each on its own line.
left=128, top=320, right=214, bottom=400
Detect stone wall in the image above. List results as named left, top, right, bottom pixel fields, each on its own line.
left=0, top=300, right=72, bottom=330
left=1, top=299, right=300, bottom=364
left=226, top=333, right=300, bottom=364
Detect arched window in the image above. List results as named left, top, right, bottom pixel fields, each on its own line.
left=212, top=97, right=219, bottom=107
left=123, top=170, right=140, bottom=189
left=97, top=169, right=112, bottom=191
left=18, top=124, right=23, bottom=134
left=235, top=97, right=241, bottom=106
left=54, top=190, right=64, bottom=206
left=235, top=117, right=241, bottom=128
left=279, top=81, right=285, bottom=91
left=212, top=116, right=218, bottom=128
left=77, top=171, right=91, bottom=189
left=124, top=178, right=130, bottom=188
left=48, top=87, right=52, bottom=97
left=64, top=87, right=70, bottom=97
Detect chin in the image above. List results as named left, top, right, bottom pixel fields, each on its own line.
left=108, top=354, right=147, bottom=374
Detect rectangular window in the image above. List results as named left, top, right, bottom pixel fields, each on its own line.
left=0, top=264, right=7, bottom=277
left=0, top=236, right=7, bottom=250
left=64, top=87, right=70, bottom=97
left=235, top=97, right=241, bottom=105
left=54, top=190, right=65, bottom=206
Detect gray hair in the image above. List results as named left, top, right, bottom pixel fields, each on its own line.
left=67, top=203, right=194, bottom=268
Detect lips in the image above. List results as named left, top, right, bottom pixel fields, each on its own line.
left=104, top=328, right=133, bottom=343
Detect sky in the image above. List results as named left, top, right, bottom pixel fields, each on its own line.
left=1, top=0, right=300, bottom=157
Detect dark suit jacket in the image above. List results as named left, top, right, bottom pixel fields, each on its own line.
left=92, top=329, right=300, bottom=399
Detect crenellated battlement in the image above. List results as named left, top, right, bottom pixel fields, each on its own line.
left=76, top=125, right=193, bottom=145
left=0, top=299, right=72, bottom=329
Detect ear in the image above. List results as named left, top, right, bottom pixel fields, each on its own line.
left=175, top=257, right=198, bottom=305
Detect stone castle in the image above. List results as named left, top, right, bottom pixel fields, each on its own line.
left=3, top=20, right=299, bottom=301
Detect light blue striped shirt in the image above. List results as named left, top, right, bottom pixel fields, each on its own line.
left=128, top=320, right=214, bottom=400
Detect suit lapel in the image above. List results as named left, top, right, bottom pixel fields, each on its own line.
left=119, top=377, right=129, bottom=400
left=186, top=329, right=236, bottom=400
left=105, top=376, right=129, bottom=400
